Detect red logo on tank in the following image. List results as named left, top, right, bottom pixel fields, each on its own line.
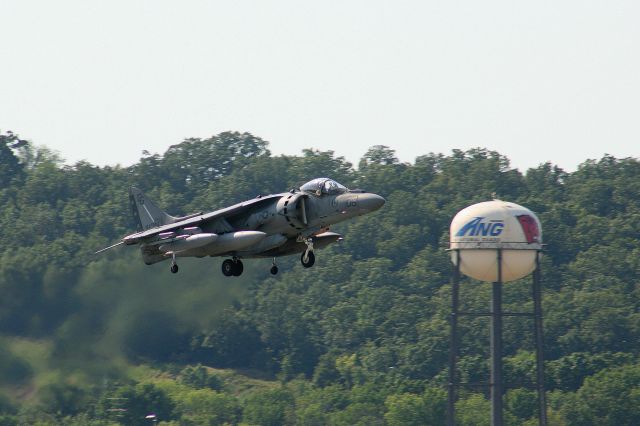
left=516, top=215, right=539, bottom=244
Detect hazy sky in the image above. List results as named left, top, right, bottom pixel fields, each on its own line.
left=1, top=1, right=638, bottom=172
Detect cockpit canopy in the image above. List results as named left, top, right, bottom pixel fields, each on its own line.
left=300, top=178, right=348, bottom=195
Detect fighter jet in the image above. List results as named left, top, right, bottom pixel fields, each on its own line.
left=96, top=178, right=385, bottom=276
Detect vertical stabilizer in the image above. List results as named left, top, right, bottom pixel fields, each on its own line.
left=130, top=187, right=178, bottom=231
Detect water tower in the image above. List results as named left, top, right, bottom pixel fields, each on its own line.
left=447, top=200, right=546, bottom=426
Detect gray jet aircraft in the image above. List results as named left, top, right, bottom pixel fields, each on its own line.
left=96, top=178, right=385, bottom=276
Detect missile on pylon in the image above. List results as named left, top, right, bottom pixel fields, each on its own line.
left=159, top=233, right=218, bottom=253
left=159, top=230, right=268, bottom=257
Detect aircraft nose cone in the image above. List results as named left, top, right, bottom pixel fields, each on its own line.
left=362, top=193, right=386, bottom=212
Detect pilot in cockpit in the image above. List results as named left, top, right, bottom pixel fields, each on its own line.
left=300, top=178, right=348, bottom=196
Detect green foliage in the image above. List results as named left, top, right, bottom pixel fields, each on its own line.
left=191, top=310, right=265, bottom=369
left=556, top=364, right=640, bottom=426
left=120, top=310, right=191, bottom=362
left=505, top=388, right=538, bottom=422
left=179, top=365, right=224, bottom=391
left=2, top=132, right=640, bottom=423
left=173, top=387, right=240, bottom=425
left=455, top=394, right=490, bottom=426
left=37, top=383, right=90, bottom=418
left=97, top=383, right=175, bottom=426
left=384, top=387, right=446, bottom=426
left=0, top=415, right=17, bottom=426
left=0, top=394, right=16, bottom=416
left=0, top=131, right=30, bottom=187
left=547, top=352, right=634, bottom=391
left=0, top=340, right=33, bottom=385
left=242, top=387, right=294, bottom=426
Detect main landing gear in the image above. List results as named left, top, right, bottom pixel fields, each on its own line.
left=222, top=258, right=244, bottom=277
left=301, top=238, right=315, bottom=268
left=270, top=257, right=279, bottom=275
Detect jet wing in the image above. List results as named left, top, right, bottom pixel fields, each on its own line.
left=122, top=194, right=282, bottom=245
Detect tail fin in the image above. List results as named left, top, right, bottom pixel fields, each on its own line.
left=130, top=187, right=178, bottom=231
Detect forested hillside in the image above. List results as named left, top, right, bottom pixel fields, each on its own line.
left=1, top=130, right=640, bottom=425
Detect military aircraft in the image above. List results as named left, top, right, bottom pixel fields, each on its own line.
left=96, top=178, right=385, bottom=276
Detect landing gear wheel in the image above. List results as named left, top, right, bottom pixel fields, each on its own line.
left=270, top=265, right=279, bottom=275
left=232, top=259, right=244, bottom=276
left=301, top=251, right=315, bottom=268
left=169, top=252, right=178, bottom=274
left=222, top=259, right=235, bottom=277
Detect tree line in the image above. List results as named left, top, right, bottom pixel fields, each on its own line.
left=1, top=130, right=640, bottom=425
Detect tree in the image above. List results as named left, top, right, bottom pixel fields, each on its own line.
left=384, top=387, right=446, bottom=426
left=242, top=388, right=294, bottom=426
left=359, top=145, right=398, bottom=168
left=0, top=131, right=27, bottom=187
left=547, top=352, right=634, bottom=391
left=158, top=131, right=270, bottom=192
left=558, top=364, right=640, bottom=426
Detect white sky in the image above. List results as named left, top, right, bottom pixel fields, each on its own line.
left=1, top=1, right=639, bottom=172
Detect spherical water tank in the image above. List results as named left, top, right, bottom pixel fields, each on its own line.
left=450, top=200, right=542, bottom=282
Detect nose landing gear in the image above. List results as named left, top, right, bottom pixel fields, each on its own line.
left=301, top=238, right=315, bottom=268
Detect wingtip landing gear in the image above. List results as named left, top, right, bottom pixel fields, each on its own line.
left=170, top=253, right=179, bottom=274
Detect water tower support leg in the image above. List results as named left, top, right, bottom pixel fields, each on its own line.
left=533, top=253, right=548, bottom=426
left=491, top=249, right=504, bottom=426
left=447, top=249, right=460, bottom=426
